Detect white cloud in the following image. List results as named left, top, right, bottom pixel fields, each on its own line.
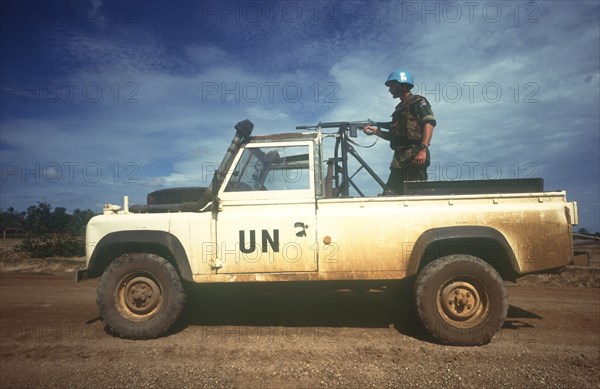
left=1, top=0, right=598, bottom=230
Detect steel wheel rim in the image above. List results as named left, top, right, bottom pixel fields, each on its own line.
left=436, top=275, right=490, bottom=329
left=116, top=272, right=164, bottom=322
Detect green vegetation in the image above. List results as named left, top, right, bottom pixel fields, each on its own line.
left=0, top=203, right=97, bottom=258
left=576, top=228, right=600, bottom=239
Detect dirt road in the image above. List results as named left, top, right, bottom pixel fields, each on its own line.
left=0, top=273, right=598, bottom=389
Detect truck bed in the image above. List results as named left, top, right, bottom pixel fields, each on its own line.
left=404, top=178, right=544, bottom=196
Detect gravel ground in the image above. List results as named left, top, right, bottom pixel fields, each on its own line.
left=0, top=240, right=598, bottom=388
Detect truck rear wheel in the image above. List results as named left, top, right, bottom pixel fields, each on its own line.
left=415, top=254, right=508, bottom=346
left=97, top=253, right=187, bottom=339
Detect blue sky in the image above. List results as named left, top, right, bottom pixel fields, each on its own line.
left=1, top=0, right=599, bottom=232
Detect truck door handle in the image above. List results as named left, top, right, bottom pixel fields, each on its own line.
left=294, top=222, right=308, bottom=237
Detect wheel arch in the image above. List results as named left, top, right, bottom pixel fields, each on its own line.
left=88, top=231, right=193, bottom=282
left=406, top=226, right=519, bottom=281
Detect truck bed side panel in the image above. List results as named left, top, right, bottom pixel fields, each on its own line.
left=316, top=193, right=572, bottom=278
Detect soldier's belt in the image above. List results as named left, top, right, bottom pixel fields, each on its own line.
left=394, top=141, right=420, bottom=151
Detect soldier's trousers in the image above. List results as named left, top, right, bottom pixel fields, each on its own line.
left=385, top=162, right=429, bottom=195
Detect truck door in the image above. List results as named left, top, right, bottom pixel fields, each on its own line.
left=216, top=141, right=317, bottom=273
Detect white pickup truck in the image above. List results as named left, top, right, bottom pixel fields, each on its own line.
left=77, top=119, right=580, bottom=346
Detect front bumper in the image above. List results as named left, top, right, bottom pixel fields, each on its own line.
left=73, top=267, right=89, bottom=282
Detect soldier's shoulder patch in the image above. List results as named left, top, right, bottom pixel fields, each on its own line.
left=411, top=96, right=427, bottom=107
left=414, top=95, right=430, bottom=107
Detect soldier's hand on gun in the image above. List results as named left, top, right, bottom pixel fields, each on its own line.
left=363, top=125, right=379, bottom=136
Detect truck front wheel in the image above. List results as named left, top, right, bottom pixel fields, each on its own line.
left=415, top=254, right=508, bottom=346
left=97, top=253, right=187, bottom=339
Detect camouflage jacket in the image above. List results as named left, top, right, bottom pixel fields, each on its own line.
left=377, top=94, right=436, bottom=151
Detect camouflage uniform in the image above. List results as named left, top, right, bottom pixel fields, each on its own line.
left=376, top=94, right=436, bottom=194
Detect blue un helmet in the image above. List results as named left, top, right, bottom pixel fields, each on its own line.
left=385, top=68, right=414, bottom=87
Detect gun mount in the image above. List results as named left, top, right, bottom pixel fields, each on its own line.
left=297, top=120, right=387, bottom=197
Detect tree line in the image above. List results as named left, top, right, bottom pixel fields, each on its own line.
left=575, top=228, right=600, bottom=239
left=0, top=202, right=97, bottom=258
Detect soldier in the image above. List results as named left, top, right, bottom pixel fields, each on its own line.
left=364, top=68, right=436, bottom=195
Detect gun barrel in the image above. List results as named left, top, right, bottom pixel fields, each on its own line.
left=296, top=120, right=373, bottom=130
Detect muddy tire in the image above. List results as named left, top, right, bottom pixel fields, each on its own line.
left=415, top=255, right=508, bottom=346
left=97, top=253, right=187, bottom=339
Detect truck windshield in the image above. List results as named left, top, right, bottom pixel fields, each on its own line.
left=225, top=145, right=310, bottom=192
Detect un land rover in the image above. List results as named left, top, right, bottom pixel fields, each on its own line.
left=76, top=119, right=580, bottom=346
